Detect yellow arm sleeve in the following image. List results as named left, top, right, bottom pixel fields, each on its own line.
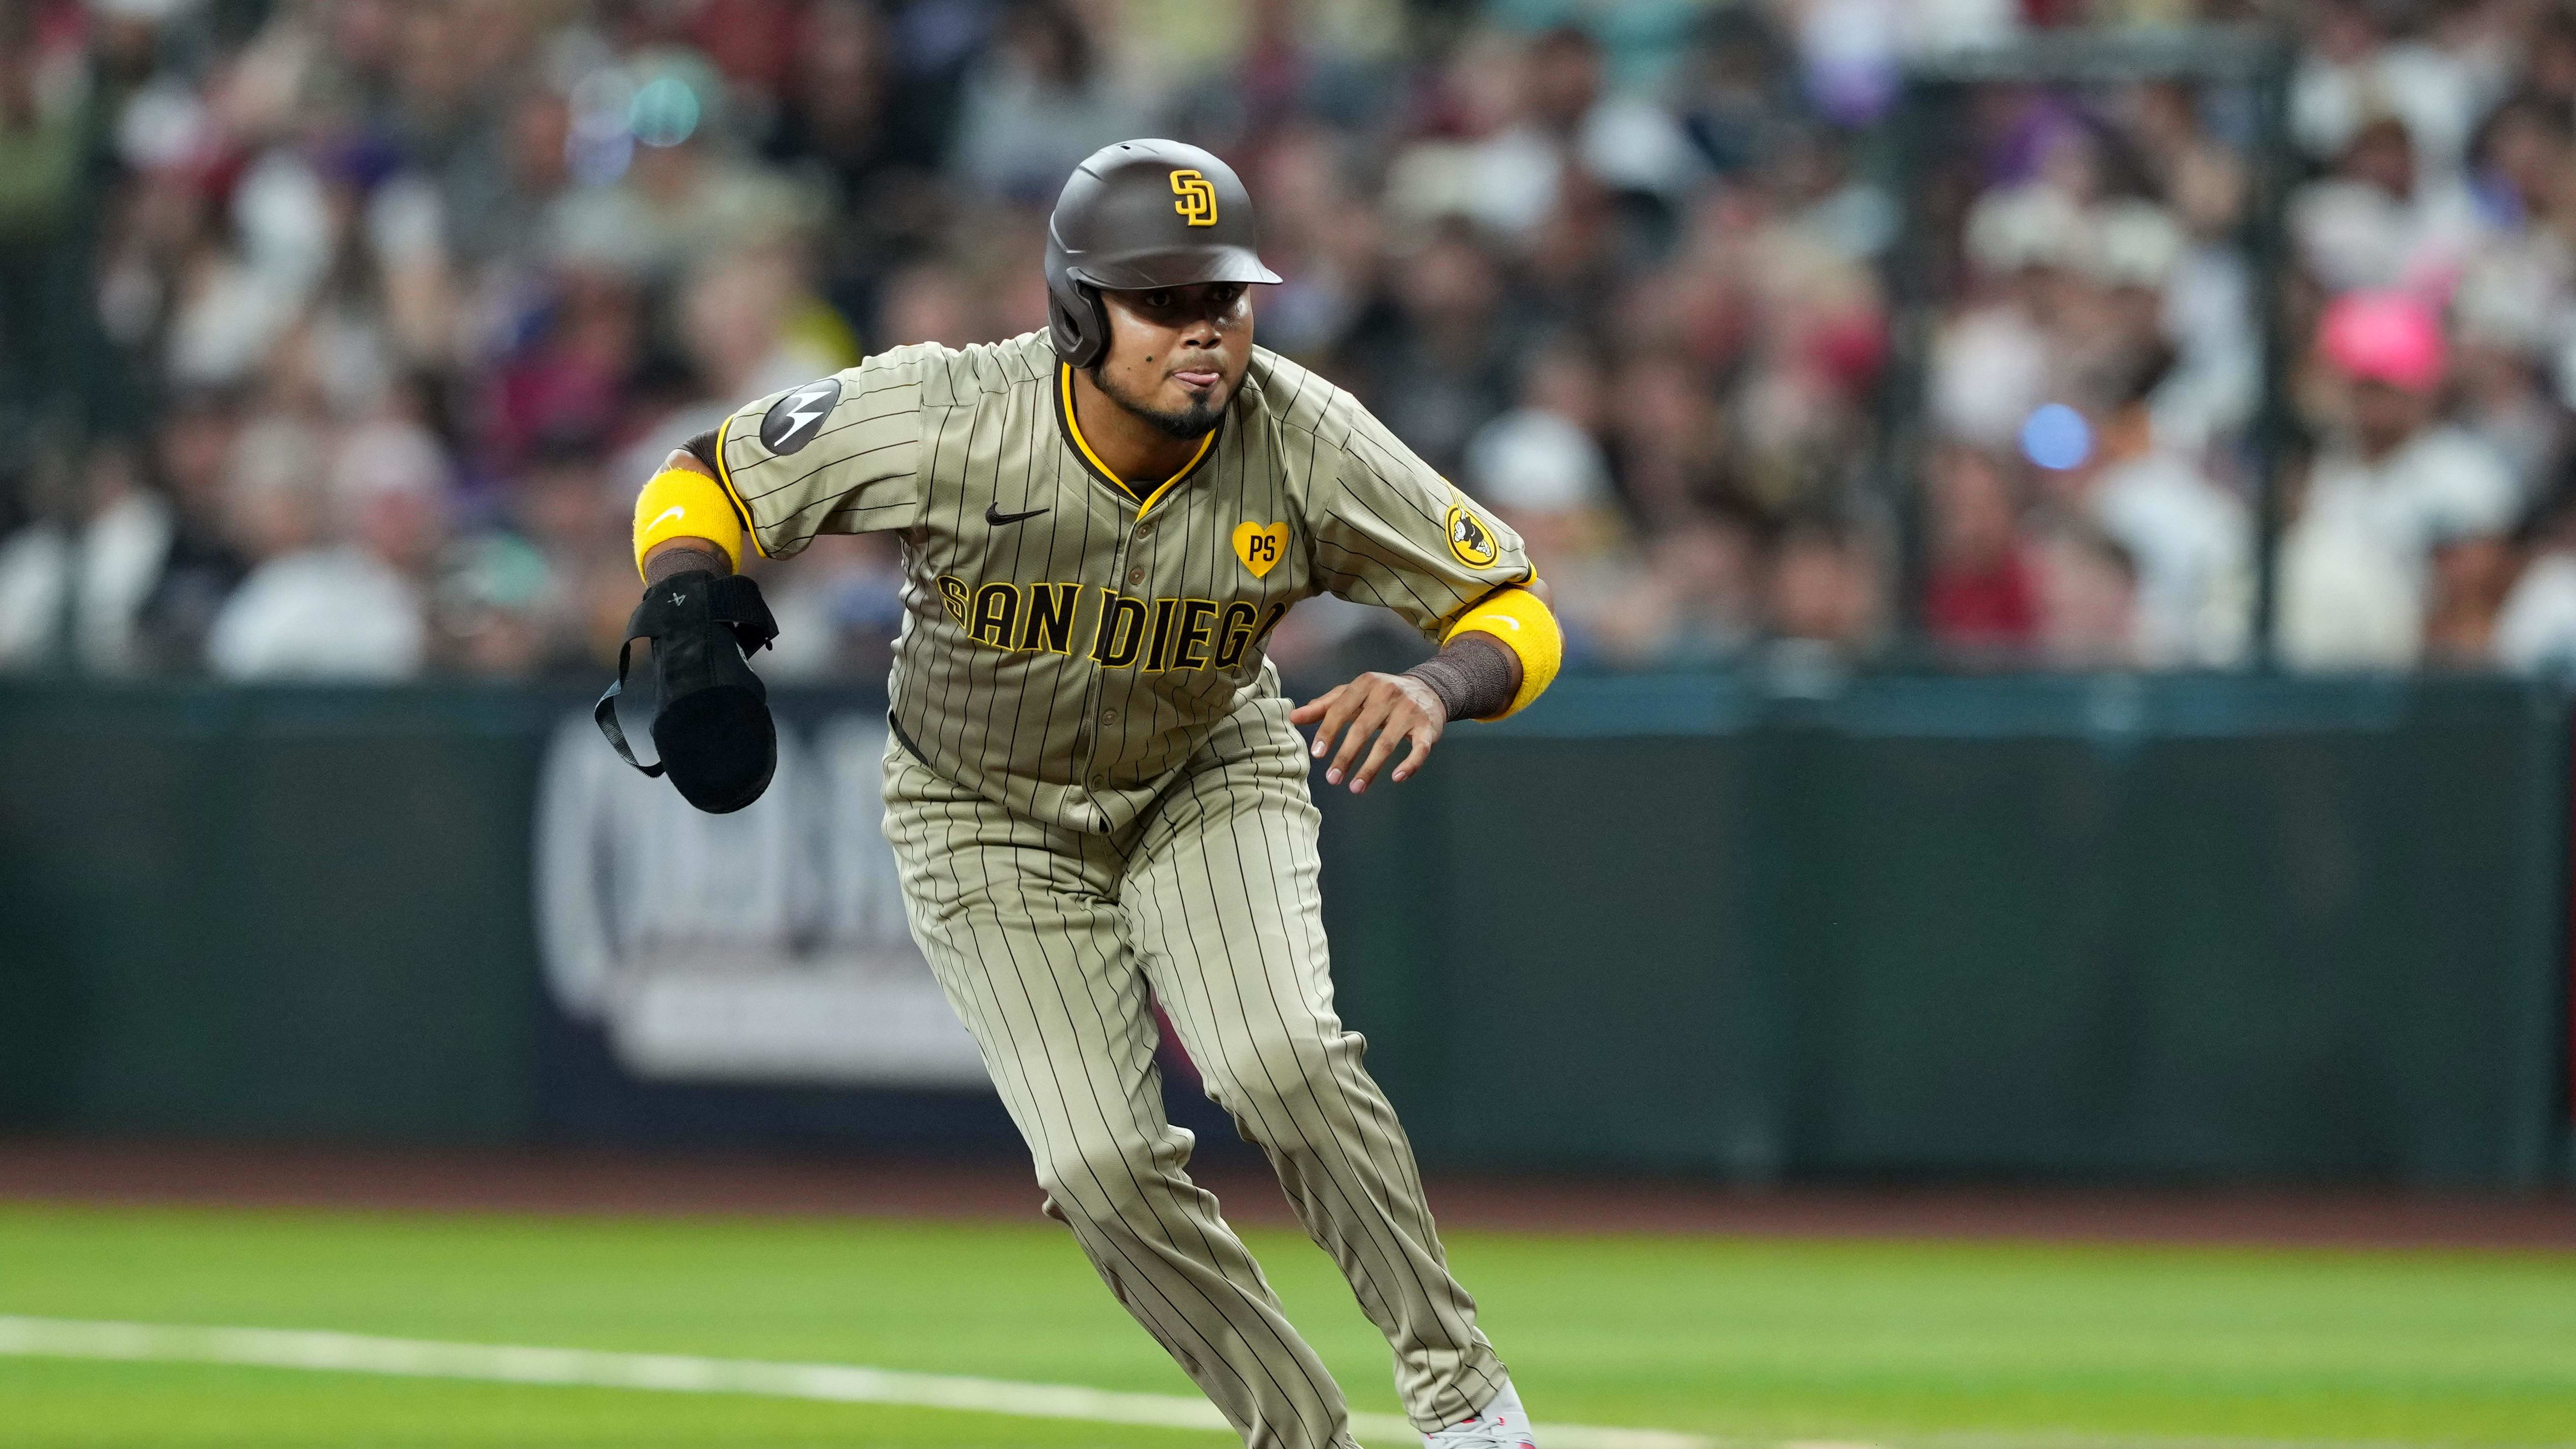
left=633, top=467, right=747, bottom=580
left=1440, top=583, right=1562, bottom=720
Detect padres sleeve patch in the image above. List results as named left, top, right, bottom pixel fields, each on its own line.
left=1445, top=500, right=1499, bottom=568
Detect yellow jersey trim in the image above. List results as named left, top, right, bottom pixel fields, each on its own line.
left=711, top=412, right=772, bottom=560
left=1056, top=364, right=1218, bottom=521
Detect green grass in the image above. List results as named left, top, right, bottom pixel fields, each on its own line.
left=1, top=1203, right=2570, bottom=1447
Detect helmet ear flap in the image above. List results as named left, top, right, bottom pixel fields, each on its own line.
left=1050, top=281, right=1110, bottom=368
left=1083, top=283, right=1110, bottom=365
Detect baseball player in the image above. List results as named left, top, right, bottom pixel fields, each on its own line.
left=599, top=139, right=1563, bottom=1449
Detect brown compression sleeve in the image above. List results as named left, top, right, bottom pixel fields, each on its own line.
left=1404, top=633, right=1518, bottom=723
left=644, top=544, right=732, bottom=584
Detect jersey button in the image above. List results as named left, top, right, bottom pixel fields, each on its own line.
left=1101, top=707, right=1117, bottom=723
left=1090, top=773, right=1107, bottom=788
left=1136, top=521, right=1154, bottom=537
left=1126, top=566, right=1145, bottom=585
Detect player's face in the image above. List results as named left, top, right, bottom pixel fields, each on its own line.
left=1093, top=281, right=1254, bottom=440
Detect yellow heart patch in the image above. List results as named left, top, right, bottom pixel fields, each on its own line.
left=1233, top=521, right=1287, bottom=578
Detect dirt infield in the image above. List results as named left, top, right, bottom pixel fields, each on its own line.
left=2, top=1138, right=2570, bottom=1250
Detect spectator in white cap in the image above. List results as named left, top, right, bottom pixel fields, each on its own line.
left=2074, top=344, right=2250, bottom=667
left=2291, top=0, right=2488, bottom=174
left=2083, top=200, right=2185, bottom=350
left=1464, top=376, right=1634, bottom=657
left=206, top=418, right=445, bottom=679
left=2448, top=256, right=2570, bottom=501
left=2293, top=111, right=2483, bottom=294
left=1932, top=184, right=2087, bottom=449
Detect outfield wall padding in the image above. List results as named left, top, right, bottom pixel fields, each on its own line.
left=1322, top=674, right=2569, bottom=1188
left=0, top=674, right=2564, bottom=1186
left=0, top=687, right=553, bottom=1142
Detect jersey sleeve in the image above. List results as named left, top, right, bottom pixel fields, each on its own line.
left=712, top=353, right=927, bottom=559
left=1306, top=410, right=1534, bottom=641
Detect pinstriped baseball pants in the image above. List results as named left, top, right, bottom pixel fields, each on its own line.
left=880, top=698, right=1506, bottom=1448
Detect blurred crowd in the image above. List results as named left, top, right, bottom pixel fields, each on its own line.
left=5, top=0, right=2576, bottom=683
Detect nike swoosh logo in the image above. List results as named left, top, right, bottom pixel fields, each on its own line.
left=647, top=505, right=687, bottom=531
left=986, top=502, right=1050, bottom=526
left=1474, top=614, right=1521, bottom=631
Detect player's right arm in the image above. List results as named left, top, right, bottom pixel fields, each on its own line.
left=603, top=358, right=930, bottom=811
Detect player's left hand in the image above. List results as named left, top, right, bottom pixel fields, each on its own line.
left=1290, top=672, right=1446, bottom=794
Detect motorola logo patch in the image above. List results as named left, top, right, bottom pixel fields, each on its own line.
left=760, top=377, right=841, bottom=454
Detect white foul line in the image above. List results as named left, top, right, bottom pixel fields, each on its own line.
left=0, top=1315, right=1717, bottom=1449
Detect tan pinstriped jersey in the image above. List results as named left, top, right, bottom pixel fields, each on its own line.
left=710, top=330, right=1531, bottom=834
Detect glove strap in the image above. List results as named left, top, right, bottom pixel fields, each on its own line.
left=706, top=573, right=780, bottom=654
left=593, top=637, right=664, bottom=777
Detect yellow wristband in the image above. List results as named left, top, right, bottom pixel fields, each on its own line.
left=1441, top=583, right=1561, bottom=720
left=633, top=467, right=746, bottom=580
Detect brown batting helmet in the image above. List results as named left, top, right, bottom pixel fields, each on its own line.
left=1044, top=139, right=1281, bottom=367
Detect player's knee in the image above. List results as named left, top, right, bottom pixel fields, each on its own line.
left=1034, top=1143, right=1134, bottom=1214
left=1203, top=1016, right=1361, bottom=1120
left=1033, top=1128, right=1177, bottom=1220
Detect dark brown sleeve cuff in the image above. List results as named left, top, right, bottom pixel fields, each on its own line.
left=1403, top=633, right=1517, bottom=723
